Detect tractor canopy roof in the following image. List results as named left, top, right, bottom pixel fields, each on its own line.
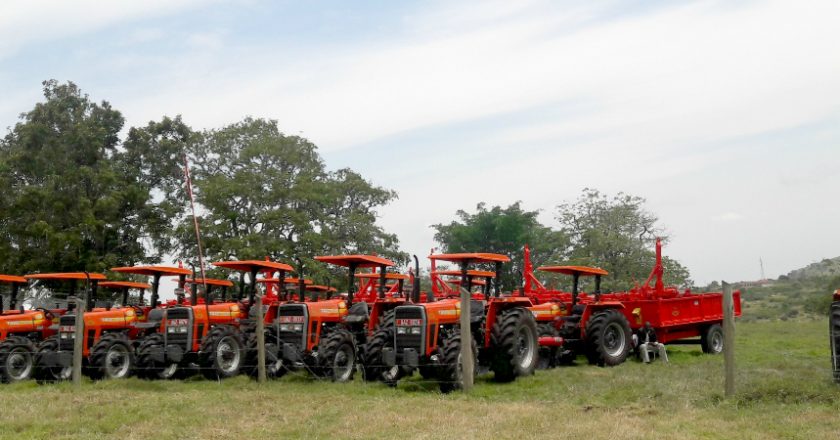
left=98, top=281, right=151, bottom=290
left=0, top=274, right=27, bottom=284
left=432, top=269, right=496, bottom=278
left=185, top=278, right=235, bottom=287
left=111, top=266, right=192, bottom=276
left=537, top=265, right=608, bottom=276
left=258, top=277, right=312, bottom=285
left=429, top=253, right=510, bottom=264
left=355, top=273, right=409, bottom=280
left=213, top=260, right=294, bottom=272
left=314, top=255, right=395, bottom=268
left=24, top=272, right=108, bottom=281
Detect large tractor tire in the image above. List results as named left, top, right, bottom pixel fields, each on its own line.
left=243, top=328, right=285, bottom=379
left=362, top=310, right=395, bottom=382
left=33, top=336, right=71, bottom=383
left=536, top=323, right=558, bottom=369
left=584, top=309, right=632, bottom=367
left=830, top=302, right=840, bottom=383
left=318, top=328, right=356, bottom=382
left=0, top=336, right=37, bottom=383
left=135, top=333, right=182, bottom=380
left=490, top=307, right=539, bottom=382
left=199, top=325, right=245, bottom=380
left=701, top=324, right=725, bottom=354
left=88, top=333, right=134, bottom=380
left=438, top=330, right=477, bottom=393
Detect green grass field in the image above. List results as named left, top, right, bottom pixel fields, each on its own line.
left=0, top=320, right=837, bottom=439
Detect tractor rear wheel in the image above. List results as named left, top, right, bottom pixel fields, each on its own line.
left=830, top=302, right=840, bottom=383
left=438, top=330, right=477, bottom=393
left=88, top=333, right=134, bottom=380
left=490, top=307, right=538, bottom=382
left=0, top=336, right=36, bottom=383
left=318, top=328, right=356, bottom=382
left=701, top=324, right=724, bottom=354
left=33, top=336, right=71, bottom=383
left=199, top=325, right=245, bottom=380
left=584, top=309, right=632, bottom=366
left=362, top=310, right=395, bottom=382
left=243, top=328, right=285, bottom=379
left=135, top=333, right=182, bottom=380
left=537, top=323, right=558, bottom=369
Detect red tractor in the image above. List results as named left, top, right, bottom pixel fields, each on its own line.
left=831, top=289, right=840, bottom=383
left=28, top=272, right=150, bottom=381
left=0, top=274, right=65, bottom=382
left=124, top=264, right=251, bottom=380
left=379, top=253, right=539, bottom=392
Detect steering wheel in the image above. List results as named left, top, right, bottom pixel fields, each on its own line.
left=35, top=307, right=54, bottom=320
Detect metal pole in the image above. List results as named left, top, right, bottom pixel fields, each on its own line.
left=256, top=293, right=266, bottom=383
left=459, top=285, right=474, bottom=392
left=72, top=276, right=89, bottom=387
left=723, top=281, right=735, bottom=397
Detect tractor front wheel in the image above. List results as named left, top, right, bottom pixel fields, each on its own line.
left=537, top=323, right=558, bottom=369
left=0, top=336, right=36, bottom=383
left=830, top=302, right=840, bottom=383
left=88, top=333, right=134, bottom=380
left=199, top=325, right=245, bottom=380
left=701, top=324, right=725, bottom=354
left=362, top=310, right=395, bottom=382
left=135, top=333, right=182, bottom=380
left=584, top=309, right=632, bottom=366
left=318, top=329, right=356, bottom=382
left=490, top=307, right=539, bottom=382
left=438, top=330, right=477, bottom=393
left=33, top=336, right=71, bottom=383
left=243, top=328, right=285, bottom=379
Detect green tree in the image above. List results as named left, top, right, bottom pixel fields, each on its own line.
left=173, top=118, right=405, bottom=283
left=555, top=188, right=691, bottom=290
left=0, top=80, right=170, bottom=273
left=432, top=202, right=568, bottom=291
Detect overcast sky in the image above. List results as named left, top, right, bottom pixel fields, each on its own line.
left=1, top=0, right=838, bottom=287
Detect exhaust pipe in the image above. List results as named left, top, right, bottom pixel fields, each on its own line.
left=412, top=255, right=420, bottom=303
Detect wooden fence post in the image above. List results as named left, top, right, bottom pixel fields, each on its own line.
left=722, top=281, right=735, bottom=397
left=459, top=287, right=474, bottom=392
left=256, top=294, right=266, bottom=383
left=72, top=296, right=85, bottom=387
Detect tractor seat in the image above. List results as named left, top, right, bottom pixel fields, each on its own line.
left=345, top=302, right=369, bottom=324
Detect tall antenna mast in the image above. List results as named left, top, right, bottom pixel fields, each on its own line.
left=184, top=155, right=209, bottom=309
left=760, top=258, right=766, bottom=281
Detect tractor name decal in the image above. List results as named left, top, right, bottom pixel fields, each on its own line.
left=6, top=320, right=32, bottom=326
left=99, top=317, right=127, bottom=323
left=438, top=310, right=458, bottom=316
left=319, top=308, right=339, bottom=315
left=209, top=311, right=235, bottom=317
left=278, top=316, right=305, bottom=324
left=167, top=319, right=189, bottom=327
left=396, top=319, right=422, bottom=326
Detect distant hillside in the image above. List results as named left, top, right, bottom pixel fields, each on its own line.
left=737, top=256, right=840, bottom=322
left=783, top=256, right=840, bottom=281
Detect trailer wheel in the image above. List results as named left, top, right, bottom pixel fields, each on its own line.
left=199, top=325, right=245, bottom=380
left=0, top=336, right=36, bottom=383
left=830, top=302, right=840, bottom=383
left=243, top=328, right=285, bottom=380
left=318, top=328, right=356, bottom=382
left=490, top=307, right=539, bottom=382
left=701, top=324, right=725, bottom=354
left=537, top=323, right=558, bottom=369
left=585, top=309, right=631, bottom=366
left=88, top=333, right=134, bottom=380
left=33, top=336, right=71, bottom=383
left=362, top=310, right=395, bottom=382
left=438, top=330, right=477, bottom=393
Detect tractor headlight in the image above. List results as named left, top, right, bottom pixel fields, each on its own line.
left=280, top=324, right=291, bottom=332
left=410, top=327, right=422, bottom=335
left=396, top=327, right=407, bottom=335
left=292, top=324, right=304, bottom=332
